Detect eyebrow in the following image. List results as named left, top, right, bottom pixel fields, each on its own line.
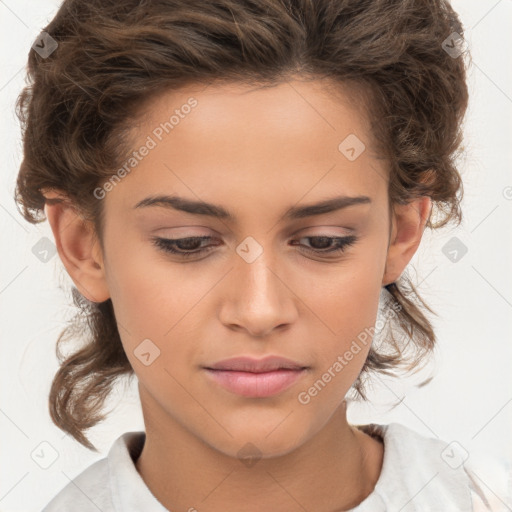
left=133, top=194, right=371, bottom=221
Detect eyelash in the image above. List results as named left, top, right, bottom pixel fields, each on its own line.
left=151, top=234, right=358, bottom=260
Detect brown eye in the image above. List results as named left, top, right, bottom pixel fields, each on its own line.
left=151, top=236, right=218, bottom=259
left=290, top=235, right=358, bottom=256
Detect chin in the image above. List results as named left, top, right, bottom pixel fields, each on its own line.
left=205, top=424, right=309, bottom=461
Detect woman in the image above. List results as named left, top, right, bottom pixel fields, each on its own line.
left=15, top=0, right=492, bottom=510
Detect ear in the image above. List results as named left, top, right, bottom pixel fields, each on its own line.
left=43, top=189, right=110, bottom=303
left=381, top=196, right=432, bottom=286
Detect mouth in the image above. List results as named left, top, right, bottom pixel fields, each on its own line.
left=203, top=355, right=309, bottom=398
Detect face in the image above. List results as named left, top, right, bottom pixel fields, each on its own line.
left=57, top=78, right=426, bottom=458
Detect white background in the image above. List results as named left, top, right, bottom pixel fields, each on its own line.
left=1, top=1, right=511, bottom=510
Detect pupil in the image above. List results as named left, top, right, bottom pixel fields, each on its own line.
left=311, top=237, right=331, bottom=249
left=178, top=238, right=201, bottom=250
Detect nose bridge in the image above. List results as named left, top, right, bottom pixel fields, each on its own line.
left=235, top=233, right=281, bottom=296
left=220, top=238, right=297, bottom=336
left=240, top=250, right=278, bottom=301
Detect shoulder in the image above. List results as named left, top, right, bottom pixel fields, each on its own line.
left=41, top=456, right=112, bottom=511
left=42, top=431, right=146, bottom=512
left=352, top=422, right=495, bottom=512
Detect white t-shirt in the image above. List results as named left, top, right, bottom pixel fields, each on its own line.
left=42, top=422, right=493, bottom=511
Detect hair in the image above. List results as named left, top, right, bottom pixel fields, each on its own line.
left=14, top=0, right=469, bottom=451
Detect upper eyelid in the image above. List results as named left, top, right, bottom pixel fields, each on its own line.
left=151, top=234, right=359, bottom=261
left=154, top=234, right=358, bottom=250
left=157, top=233, right=354, bottom=241
left=153, top=226, right=355, bottom=238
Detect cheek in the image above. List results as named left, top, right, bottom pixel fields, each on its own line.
left=103, top=242, right=188, bottom=354
left=104, top=241, right=223, bottom=378
left=295, top=245, right=384, bottom=398
left=300, top=255, right=383, bottom=347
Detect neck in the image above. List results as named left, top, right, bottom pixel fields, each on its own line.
left=135, top=394, right=383, bottom=512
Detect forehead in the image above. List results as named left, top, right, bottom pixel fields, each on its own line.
left=106, top=79, right=388, bottom=216
left=133, top=78, right=377, bottom=154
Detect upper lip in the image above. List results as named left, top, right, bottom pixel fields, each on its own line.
left=205, top=355, right=308, bottom=373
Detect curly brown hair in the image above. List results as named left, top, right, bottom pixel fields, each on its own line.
left=14, top=0, right=469, bottom=451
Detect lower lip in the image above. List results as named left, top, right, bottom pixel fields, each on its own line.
left=204, top=368, right=307, bottom=398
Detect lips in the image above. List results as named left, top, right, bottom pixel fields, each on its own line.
left=203, top=355, right=308, bottom=398
left=205, top=355, right=307, bottom=372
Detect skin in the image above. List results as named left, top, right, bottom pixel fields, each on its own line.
left=44, top=78, right=431, bottom=511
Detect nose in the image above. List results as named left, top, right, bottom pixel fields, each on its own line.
left=218, top=248, right=298, bottom=338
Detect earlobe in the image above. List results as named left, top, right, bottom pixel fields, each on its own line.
left=381, top=196, right=432, bottom=287
left=43, top=191, right=110, bottom=303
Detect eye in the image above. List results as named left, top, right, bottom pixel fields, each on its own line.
left=290, top=235, right=358, bottom=257
left=151, top=236, right=218, bottom=259
left=151, top=234, right=358, bottom=260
